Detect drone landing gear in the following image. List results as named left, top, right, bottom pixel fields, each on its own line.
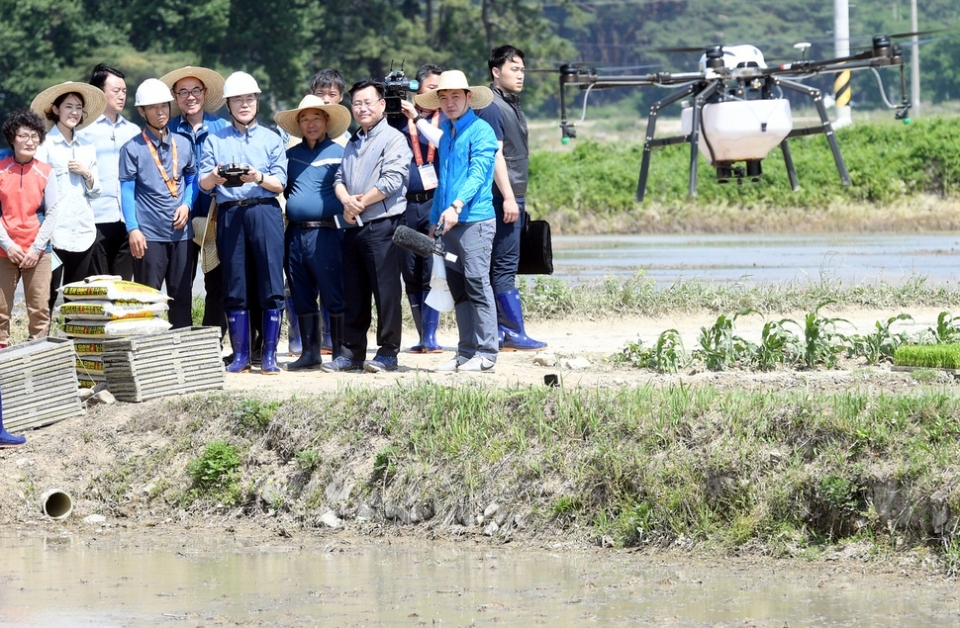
left=779, top=78, right=851, bottom=188
left=636, top=80, right=722, bottom=202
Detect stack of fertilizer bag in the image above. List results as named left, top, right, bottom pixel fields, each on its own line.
left=58, top=276, right=172, bottom=389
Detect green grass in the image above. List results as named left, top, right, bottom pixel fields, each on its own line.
left=88, top=384, right=960, bottom=572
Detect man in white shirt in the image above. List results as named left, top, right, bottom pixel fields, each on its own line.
left=81, top=63, right=140, bottom=280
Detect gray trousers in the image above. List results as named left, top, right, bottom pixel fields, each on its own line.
left=442, top=219, right=498, bottom=361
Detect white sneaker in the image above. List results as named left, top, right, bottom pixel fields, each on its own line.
left=435, top=356, right=465, bottom=372
left=458, top=356, right=496, bottom=373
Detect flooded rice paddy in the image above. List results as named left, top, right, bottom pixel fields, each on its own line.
left=2, top=532, right=958, bottom=627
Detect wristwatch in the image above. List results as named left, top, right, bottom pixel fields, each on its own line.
left=451, top=201, right=462, bottom=215
left=257, top=173, right=265, bottom=185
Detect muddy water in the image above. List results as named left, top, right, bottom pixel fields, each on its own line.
left=2, top=533, right=958, bottom=627
left=552, top=233, right=960, bottom=285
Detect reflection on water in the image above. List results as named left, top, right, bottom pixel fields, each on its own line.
left=1, top=533, right=957, bottom=627
left=551, top=233, right=960, bottom=286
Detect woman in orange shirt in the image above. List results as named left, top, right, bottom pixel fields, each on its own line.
left=0, top=109, right=60, bottom=349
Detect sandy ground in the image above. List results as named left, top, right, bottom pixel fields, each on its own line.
left=225, top=305, right=952, bottom=397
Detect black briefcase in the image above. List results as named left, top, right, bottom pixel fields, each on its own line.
left=517, top=212, right=554, bottom=275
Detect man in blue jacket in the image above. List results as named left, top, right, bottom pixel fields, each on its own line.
left=416, top=71, right=499, bottom=373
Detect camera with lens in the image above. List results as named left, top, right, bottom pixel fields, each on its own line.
left=218, top=163, right=250, bottom=188
left=383, top=69, right=420, bottom=117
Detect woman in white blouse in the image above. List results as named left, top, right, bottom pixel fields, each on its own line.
left=31, top=82, right=106, bottom=312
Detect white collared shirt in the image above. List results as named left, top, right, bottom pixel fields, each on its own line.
left=36, top=126, right=100, bottom=252
left=81, top=114, right=141, bottom=223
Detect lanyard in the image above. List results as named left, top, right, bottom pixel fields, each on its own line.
left=142, top=129, right=179, bottom=198
left=408, top=111, right=439, bottom=166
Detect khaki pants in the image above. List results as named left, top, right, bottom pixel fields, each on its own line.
left=0, top=254, right=52, bottom=345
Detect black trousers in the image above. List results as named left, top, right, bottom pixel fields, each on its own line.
left=49, top=245, right=95, bottom=312
left=90, top=221, right=134, bottom=281
left=340, top=214, right=403, bottom=361
left=134, top=239, right=195, bottom=329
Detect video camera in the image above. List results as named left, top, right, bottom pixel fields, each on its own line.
left=383, top=68, right=419, bottom=117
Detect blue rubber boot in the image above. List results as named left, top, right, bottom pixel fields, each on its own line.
left=225, top=310, right=251, bottom=373
left=495, top=289, right=547, bottom=351
left=0, top=391, right=26, bottom=449
left=286, top=296, right=301, bottom=356
left=286, top=313, right=321, bottom=370
left=261, top=309, right=282, bottom=375
left=321, top=306, right=333, bottom=355
left=407, top=292, right=425, bottom=353
left=419, top=291, right=443, bottom=353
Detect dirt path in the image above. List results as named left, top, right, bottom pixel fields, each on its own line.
left=225, top=305, right=949, bottom=397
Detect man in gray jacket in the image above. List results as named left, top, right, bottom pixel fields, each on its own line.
left=324, top=79, right=412, bottom=373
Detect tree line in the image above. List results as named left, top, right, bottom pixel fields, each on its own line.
left=0, top=0, right=957, bottom=134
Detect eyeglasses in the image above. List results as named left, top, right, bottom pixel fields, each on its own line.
left=176, top=87, right=206, bottom=99
left=229, top=96, right=258, bottom=106
left=351, top=99, right=383, bottom=111
left=15, top=132, right=41, bottom=143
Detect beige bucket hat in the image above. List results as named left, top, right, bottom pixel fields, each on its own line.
left=274, top=95, right=351, bottom=139
left=30, top=82, right=107, bottom=131
left=414, top=70, right=494, bottom=111
left=191, top=203, right=220, bottom=273
left=159, top=66, right=226, bottom=116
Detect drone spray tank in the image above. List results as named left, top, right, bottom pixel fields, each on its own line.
left=681, top=45, right=793, bottom=183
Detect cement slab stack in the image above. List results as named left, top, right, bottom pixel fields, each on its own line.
left=102, top=326, right=225, bottom=402
left=0, top=338, right=83, bottom=432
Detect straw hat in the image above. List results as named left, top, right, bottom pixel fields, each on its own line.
left=414, top=70, right=494, bottom=111
left=30, top=82, right=107, bottom=131
left=274, top=95, right=351, bottom=139
left=191, top=204, right=219, bottom=273
left=159, top=66, right=225, bottom=116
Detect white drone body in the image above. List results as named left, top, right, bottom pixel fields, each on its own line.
left=680, top=44, right=792, bottom=165
left=681, top=99, right=793, bottom=164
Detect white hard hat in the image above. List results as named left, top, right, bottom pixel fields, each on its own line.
left=223, top=72, right=261, bottom=98
left=135, top=78, right=174, bottom=107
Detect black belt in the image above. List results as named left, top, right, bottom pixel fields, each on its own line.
left=406, top=190, right=434, bottom=202
left=218, top=198, right=279, bottom=210
left=290, top=220, right=336, bottom=229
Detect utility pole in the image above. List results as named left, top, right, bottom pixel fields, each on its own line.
left=911, top=0, right=920, bottom=116
left=833, top=0, right=852, bottom=128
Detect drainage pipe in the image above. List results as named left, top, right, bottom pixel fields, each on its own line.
left=40, top=489, right=73, bottom=520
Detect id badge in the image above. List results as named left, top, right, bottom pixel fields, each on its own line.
left=418, top=164, right=438, bottom=190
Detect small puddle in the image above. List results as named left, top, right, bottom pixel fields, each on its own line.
left=1, top=532, right=957, bottom=627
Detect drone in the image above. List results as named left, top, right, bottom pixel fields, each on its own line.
left=553, top=34, right=918, bottom=201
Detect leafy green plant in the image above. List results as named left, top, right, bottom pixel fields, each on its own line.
left=232, top=398, right=279, bottom=432
left=614, top=337, right=654, bottom=368
left=847, top=313, right=913, bottom=364
left=753, top=318, right=801, bottom=371
left=614, top=329, right=689, bottom=373
left=652, top=329, right=689, bottom=374
left=373, top=446, right=398, bottom=485
left=802, top=301, right=850, bottom=369
left=927, top=311, right=960, bottom=344
left=295, top=449, right=321, bottom=472
left=187, top=441, right=241, bottom=492
left=696, top=309, right=757, bottom=371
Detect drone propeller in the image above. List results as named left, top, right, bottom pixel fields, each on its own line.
left=888, top=28, right=951, bottom=39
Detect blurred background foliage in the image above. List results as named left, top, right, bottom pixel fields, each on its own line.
left=1, top=0, right=958, bottom=131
